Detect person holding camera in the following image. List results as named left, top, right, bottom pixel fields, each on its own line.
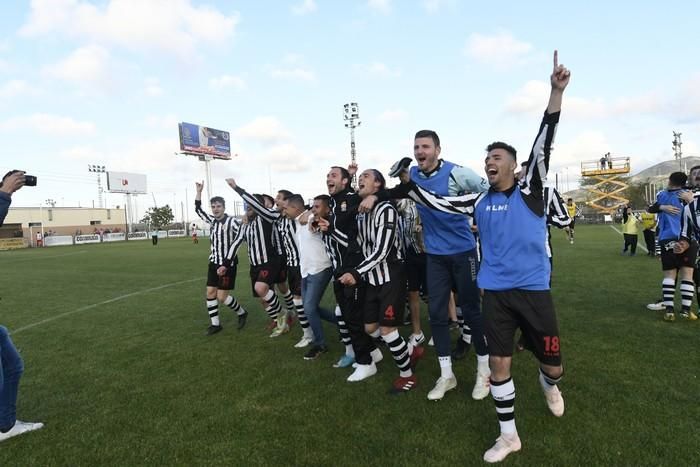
left=0, top=170, right=44, bottom=442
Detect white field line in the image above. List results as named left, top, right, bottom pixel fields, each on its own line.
left=2, top=250, right=88, bottom=263
left=608, top=225, right=649, bottom=253
left=11, top=277, right=202, bottom=334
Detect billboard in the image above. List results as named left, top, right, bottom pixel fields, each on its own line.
left=178, top=122, right=231, bottom=160
left=106, top=172, right=147, bottom=194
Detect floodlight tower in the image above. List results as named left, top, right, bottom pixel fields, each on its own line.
left=672, top=131, right=683, bottom=171
left=344, top=102, right=361, bottom=189
left=88, top=164, right=106, bottom=208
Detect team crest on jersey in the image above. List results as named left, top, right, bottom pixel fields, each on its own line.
left=341, top=201, right=348, bottom=212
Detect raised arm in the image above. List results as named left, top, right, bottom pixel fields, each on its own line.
left=547, top=188, right=572, bottom=228
left=395, top=180, right=479, bottom=216
left=225, top=178, right=280, bottom=223
left=521, top=51, right=571, bottom=196
left=194, top=181, right=214, bottom=224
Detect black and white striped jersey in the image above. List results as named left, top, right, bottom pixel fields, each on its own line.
left=545, top=187, right=571, bottom=229
left=353, top=201, right=403, bottom=286
left=232, top=186, right=300, bottom=267
left=321, top=229, right=343, bottom=271
left=399, top=199, right=424, bottom=254
left=680, top=192, right=700, bottom=243
left=194, top=200, right=240, bottom=266
left=226, top=215, right=275, bottom=267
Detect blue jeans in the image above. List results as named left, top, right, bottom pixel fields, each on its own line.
left=0, top=326, right=24, bottom=431
left=302, top=268, right=335, bottom=347
left=426, top=250, right=487, bottom=358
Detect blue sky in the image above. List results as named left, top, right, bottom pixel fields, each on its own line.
left=2, top=0, right=699, bottom=221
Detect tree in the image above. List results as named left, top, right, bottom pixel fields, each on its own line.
left=141, top=205, right=174, bottom=230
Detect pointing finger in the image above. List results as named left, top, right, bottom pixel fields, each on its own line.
left=553, top=50, right=558, bottom=70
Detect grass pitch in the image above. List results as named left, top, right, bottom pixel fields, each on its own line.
left=0, top=225, right=697, bottom=466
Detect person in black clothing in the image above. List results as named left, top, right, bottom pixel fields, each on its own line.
left=316, top=165, right=385, bottom=374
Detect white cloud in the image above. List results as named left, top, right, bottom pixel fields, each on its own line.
left=270, top=67, right=316, bottom=82
left=506, top=75, right=700, bottom=123
left=422, top=0, right=456, bottom=13
left=0, top=113, right=96, bottom=135
left=368, top=0, right=391, bottom=13
left=505, top=80, right=608, bottom=119
left=0, top=58, right=12, bottom=73
left=0, top=80, right=36, bottom=99
left=671, top=73, right=700, bottom=123
left=268, top=54, right=316, bottom=82
left=59, top=145, right=96, bottom=161
left=234, top=117, right=293, bottom=145
left=377, top=109, right=407, bottom=123
left=292, top=0, right=317, bottom=15
left=264, top=143, right=311, bottom=172
left=209, top=74, right=246, bottom=90
left=465, top=31, right=534, bottom=69
left=144, top=77, right=163, bottom=97
left=42, top=45, right=112, bottom=88
left=143, top=114, right=178, bottom=130
left=357, top=61, right=401, bottom=78
left=550, top=130, right=612, bottom=173
left=20, top=0, right=239, bottom=59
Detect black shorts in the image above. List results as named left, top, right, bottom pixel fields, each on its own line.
left=250, top=257, right=285, bottom=297
left=286, top=265, right=302, bottom=296
left=362, top=264, right=406, bottom=327
left=406, top=250, right=427, bottom=293
left=206, top=262, right=237, bottom=290
left=660, top=240, right=698, bottom=271
left=483, top=289, right=562, bottom=366
left=568, top=218, right=576, bottom=229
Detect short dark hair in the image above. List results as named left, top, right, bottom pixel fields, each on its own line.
left=330, top=166, right=351, bottom=189
left=689, top=165, right=700, bottom=174
left=567, top=198, right=573, bottom=202
left=486, top=141, right=517, bottom=160
left=210, top=196, right=225, bottom=206
left=367, top=169, right=386, bottom=191
left=252, top=194, right=265, bottom=205
left=261, top=194, right=275, bottom=207
left=277, top=189, right=293, bottom=200
left=414, top=130, right=440, bottom=148
left=313, top=194, right=331, bottom=208
left=286, top=194, right=305, bottom=209
left=669, top=171, right=688, bottom=187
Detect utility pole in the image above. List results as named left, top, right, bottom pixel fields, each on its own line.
left=344, top=102, right=361, bottom=189
left=672, top=131, right=683, bottom=171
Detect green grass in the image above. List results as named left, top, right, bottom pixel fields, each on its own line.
left=0, top=225, right=697, bottom=466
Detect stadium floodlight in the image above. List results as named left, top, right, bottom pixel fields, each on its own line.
left=343, top=102, right=361, bottom=188
left=88, top=164, right=107, bottom=208
left=45, top=198, right=56, bottom=208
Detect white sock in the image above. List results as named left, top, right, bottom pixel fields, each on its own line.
left=439, top=356, right=454, bottom=379
left=477, top=354, right=490, bottom=375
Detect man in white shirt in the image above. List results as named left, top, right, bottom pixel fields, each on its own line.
left=285, top=194, right=337, bottom=359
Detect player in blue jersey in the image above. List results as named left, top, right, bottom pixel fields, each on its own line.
left=393, top=51, right=570, bottom=463
left=648, top=172, right=696, bottom=321
left=380, top=113, right=492, bottom=401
